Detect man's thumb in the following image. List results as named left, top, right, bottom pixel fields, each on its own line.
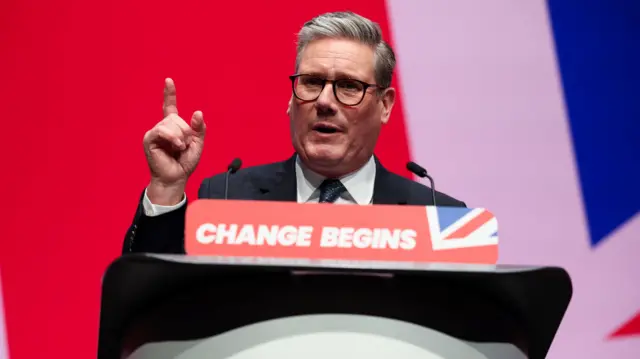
left=190, top=110, right=206, bottom=137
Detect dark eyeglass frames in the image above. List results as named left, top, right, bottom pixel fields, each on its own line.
left=289, top=74, right=384, bottom=106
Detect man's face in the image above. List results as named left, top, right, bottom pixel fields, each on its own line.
left=288, top=38, right=396, bottom=177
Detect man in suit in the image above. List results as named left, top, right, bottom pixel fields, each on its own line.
left=123, top=11, right=465, bottom=255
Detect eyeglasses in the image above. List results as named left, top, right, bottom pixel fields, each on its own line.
left=289, top=74, right=383, bottom=106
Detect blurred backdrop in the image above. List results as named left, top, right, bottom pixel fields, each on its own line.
left=0, top=0, right=638, bottom=358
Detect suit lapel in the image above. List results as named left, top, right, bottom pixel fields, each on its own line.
left=251, top=154, right=409, bottom=205
left=252, top=154, right=298, bottom=202
left=372, top=156, right=410, bottom=205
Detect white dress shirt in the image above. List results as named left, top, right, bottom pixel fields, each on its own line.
left=142, top=155, right=377, bottom=217
left=294, top=155, right=375, bottom=205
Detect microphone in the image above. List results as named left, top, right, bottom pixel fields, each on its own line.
left=224, top=158, right=242, bottom=200
left=406, top=161, right=437, bottom=206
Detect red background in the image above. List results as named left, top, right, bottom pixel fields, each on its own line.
left=0, top=0, right=411, bottom=357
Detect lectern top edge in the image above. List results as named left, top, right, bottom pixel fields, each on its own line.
left=136, top=253, right=560, bottom=274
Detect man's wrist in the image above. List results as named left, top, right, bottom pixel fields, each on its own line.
left=146, top=179, right=186, bottom=206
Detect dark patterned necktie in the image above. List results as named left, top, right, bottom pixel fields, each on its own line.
left=318, top=179, right=346, bottom=203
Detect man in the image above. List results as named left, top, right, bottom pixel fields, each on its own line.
left=123, top=11, right=465, bottom=254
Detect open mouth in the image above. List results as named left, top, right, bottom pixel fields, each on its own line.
left=312, top=123, right=341, bottom=134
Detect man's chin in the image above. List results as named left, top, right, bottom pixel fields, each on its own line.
left=301, top=144, right=345, bottom=166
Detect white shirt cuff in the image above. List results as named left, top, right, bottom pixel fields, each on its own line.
left=142, top=188, right=187, bottom=217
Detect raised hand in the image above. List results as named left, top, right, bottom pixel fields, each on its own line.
left=143, top=78, right=206, bottom=205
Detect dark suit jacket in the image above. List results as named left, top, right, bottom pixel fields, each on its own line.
left=122, top=154, right=466, bottom=254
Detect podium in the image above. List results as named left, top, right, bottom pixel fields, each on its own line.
left=99, top=200, right=572, bottom=358
left=97, top=254, right=572, bottom=359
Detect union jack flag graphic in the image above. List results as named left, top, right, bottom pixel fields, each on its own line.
left=425, top=207, right=498, bottom=251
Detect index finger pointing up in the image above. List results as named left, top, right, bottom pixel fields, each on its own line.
left=163, top=77, right=178, bottom=116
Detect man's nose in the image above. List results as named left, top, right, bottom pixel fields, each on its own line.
left=315, top=82, right=337, bottom=116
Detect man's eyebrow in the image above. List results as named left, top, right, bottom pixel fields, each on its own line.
left=298, top=70, right=366, bottom=81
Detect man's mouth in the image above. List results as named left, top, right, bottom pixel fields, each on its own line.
left=312, top=122, right=342, bottom=134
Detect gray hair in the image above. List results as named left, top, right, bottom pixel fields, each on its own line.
left=295, top=11, right=396, bottom=89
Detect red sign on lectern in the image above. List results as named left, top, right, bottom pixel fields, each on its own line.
left=185, top=200, right=499, bottom=264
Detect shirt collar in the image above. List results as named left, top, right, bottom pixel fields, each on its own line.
left=295, top=154, right=376, bottom=204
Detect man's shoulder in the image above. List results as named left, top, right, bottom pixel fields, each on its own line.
left=198, top=158, right=290, bottom=198
left=385, top=170, right=466, bottom=207
left=198, top=156, right=466, bottom=208
left=207, top=161, right=283, bottom=183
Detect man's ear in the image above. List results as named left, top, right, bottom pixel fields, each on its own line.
left=286, top=96, right=292, bottom=116
left=380, top=87, right=396, bottom=124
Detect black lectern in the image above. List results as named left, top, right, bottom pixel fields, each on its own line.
left=97, top=254, right=572, bottom=359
